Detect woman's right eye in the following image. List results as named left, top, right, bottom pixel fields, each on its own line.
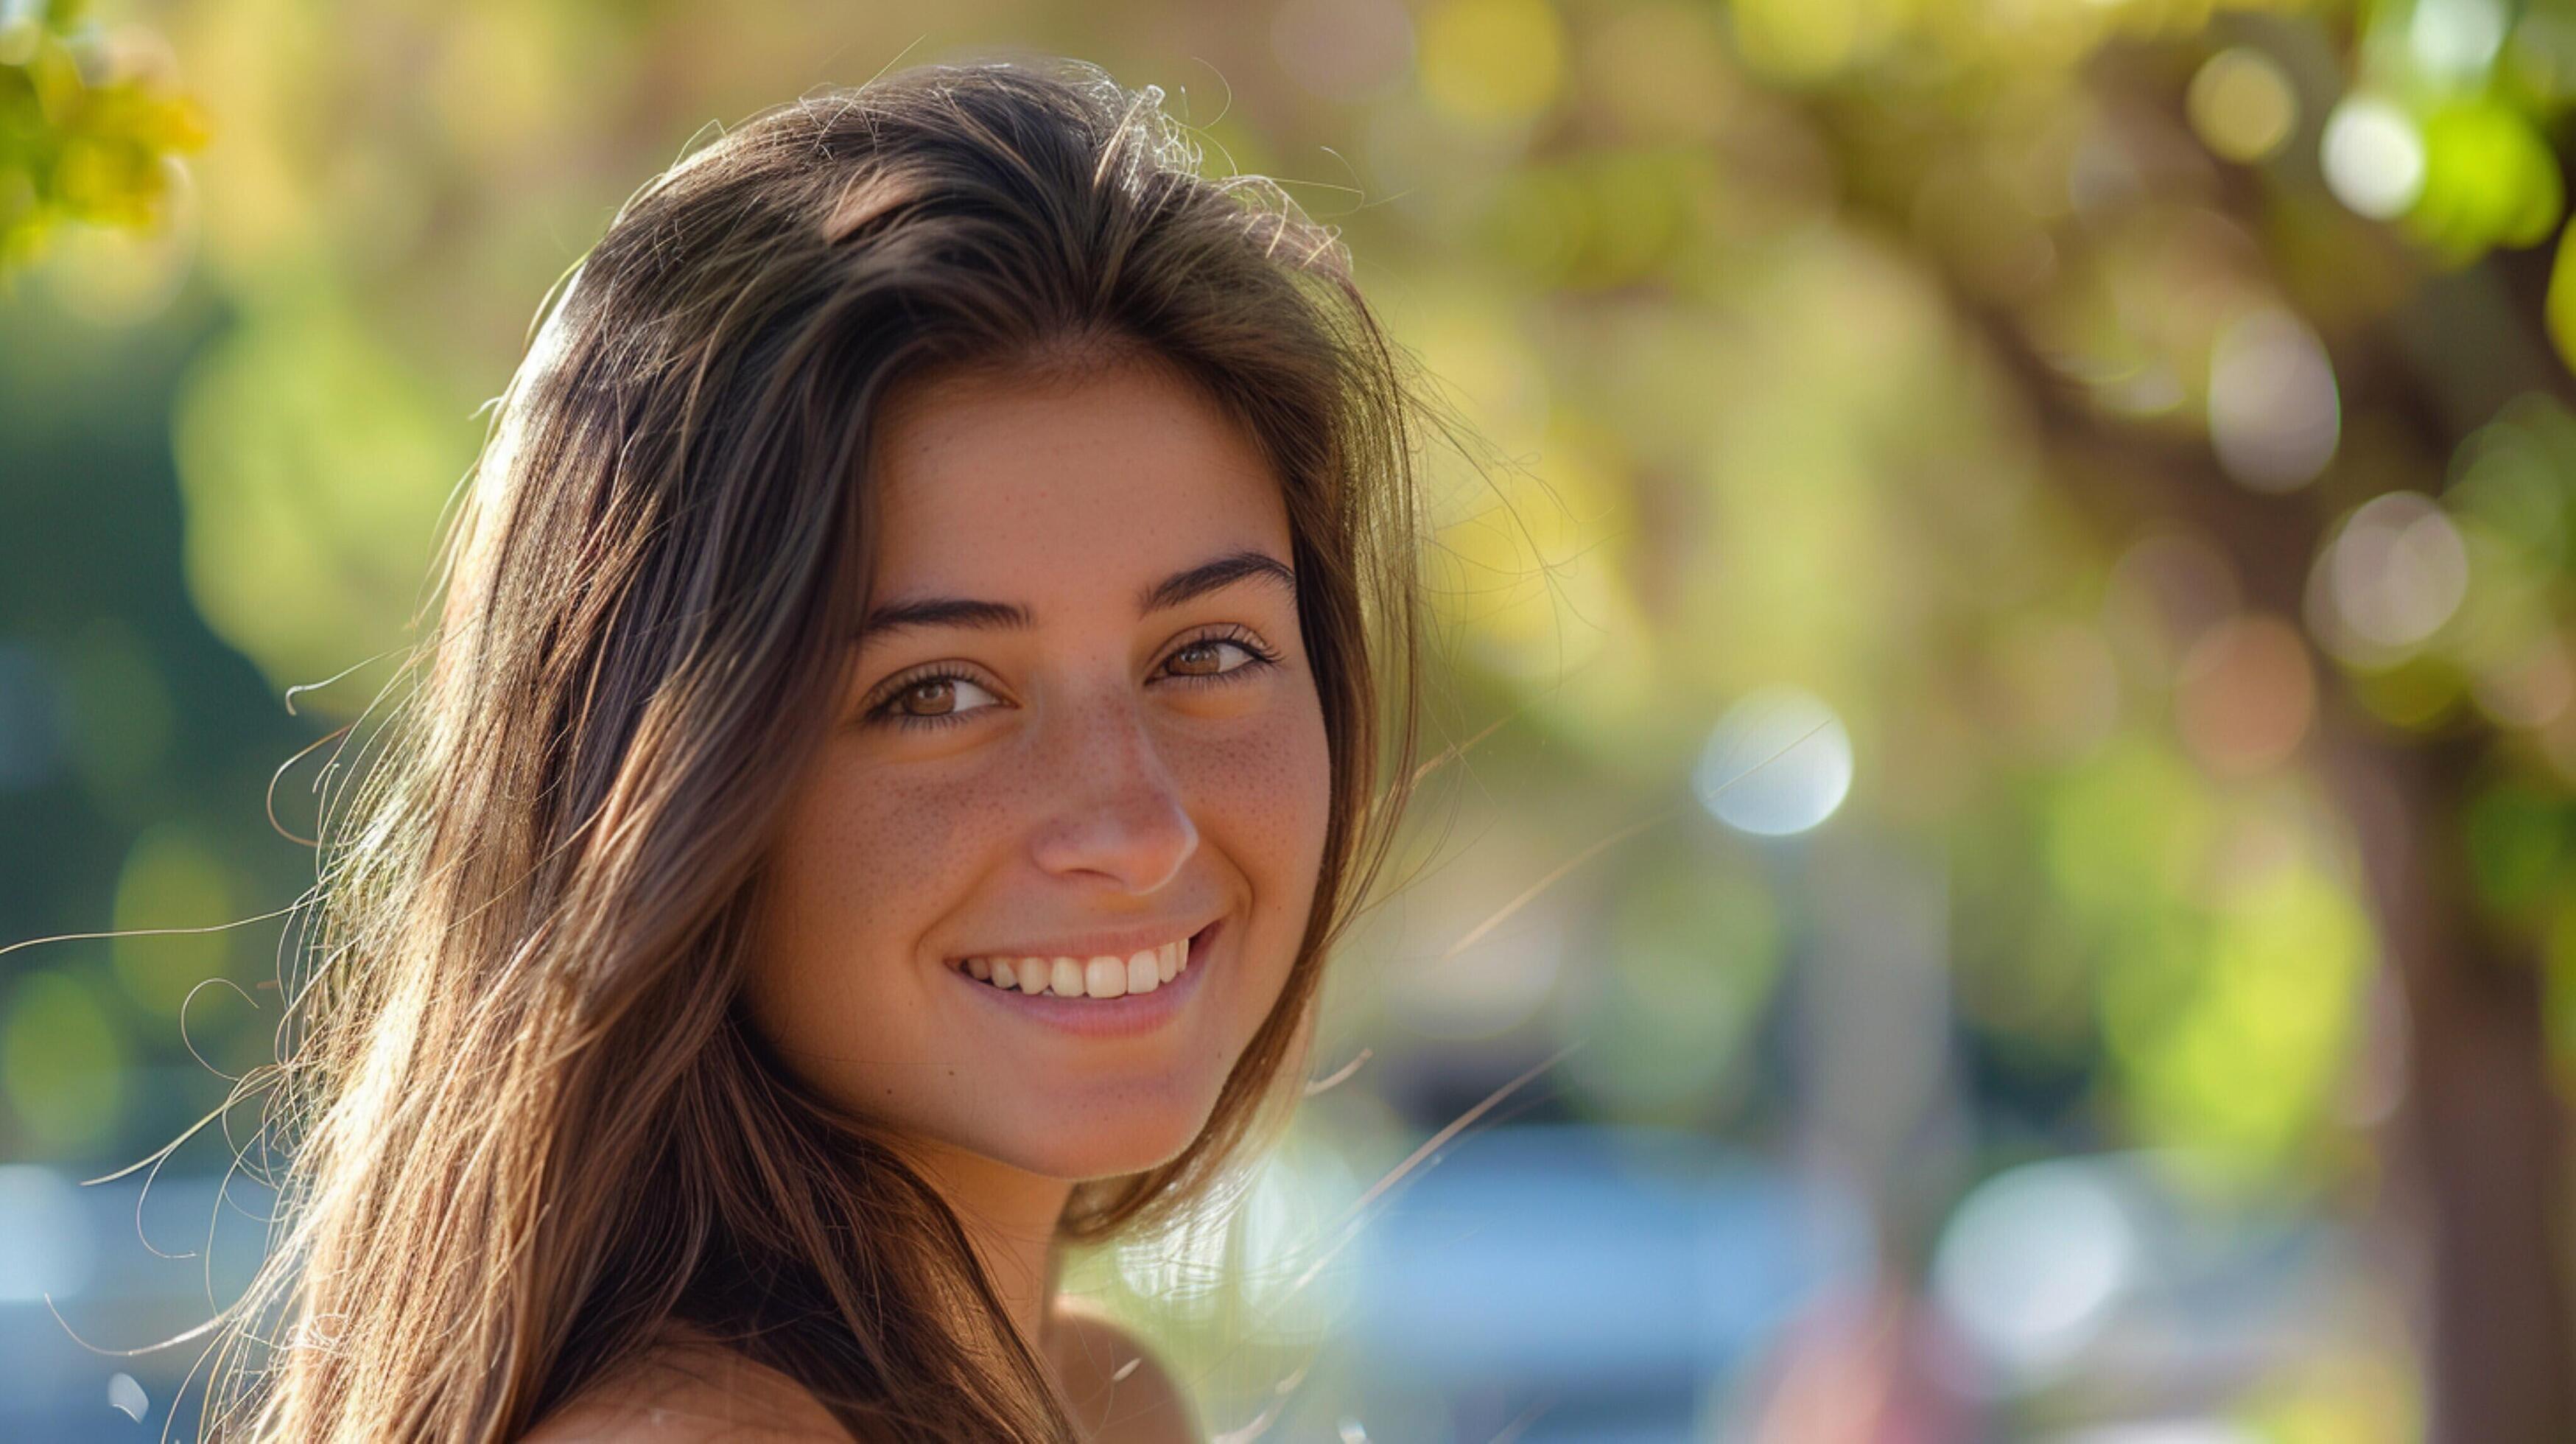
left=868, top=671, right=1004, bottom=731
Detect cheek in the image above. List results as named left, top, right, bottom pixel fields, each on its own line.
left=774, top=762, right=1001, bottom=925
left=740, top=751, right=1001, bottom=1059
left=1191, top=691, right=1334, bottom=981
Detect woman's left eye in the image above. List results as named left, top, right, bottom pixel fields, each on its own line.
left=1159, top=631, right=1280, bottom=684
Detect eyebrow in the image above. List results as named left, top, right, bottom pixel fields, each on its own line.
left=857, top=547, right=1297, bottom=643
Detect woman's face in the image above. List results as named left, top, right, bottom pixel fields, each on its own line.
left=741, top=358, right=1333, bottom=1182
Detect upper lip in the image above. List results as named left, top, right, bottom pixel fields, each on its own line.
left=945, top=916, right=1218, bottom=966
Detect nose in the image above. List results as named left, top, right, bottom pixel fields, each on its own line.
left=1026, top=687, right=1198, bottom=895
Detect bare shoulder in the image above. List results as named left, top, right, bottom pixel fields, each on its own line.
left=519, top=1339, right=857, bottom=1443
left=1049, top=1298, right=1204, bottom=1444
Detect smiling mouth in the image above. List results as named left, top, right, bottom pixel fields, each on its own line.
left=954, top=922, right=1213, bottom=1000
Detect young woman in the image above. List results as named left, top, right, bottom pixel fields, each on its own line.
left=203, top=57, right=1431, bottom=1443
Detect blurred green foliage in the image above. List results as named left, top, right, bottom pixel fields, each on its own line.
left=0, top=0, right=203, bottom=270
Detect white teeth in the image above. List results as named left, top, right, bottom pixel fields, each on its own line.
left=1084, top=955, right=1126, bottom=998
left=961, top=939, right=1196, bottom=996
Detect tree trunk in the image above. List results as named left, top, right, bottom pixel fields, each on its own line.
left=2320, top=718, right=2576, bottom=1443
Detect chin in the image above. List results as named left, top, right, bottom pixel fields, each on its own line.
left=994, top=1104, right=1212, bottom=1182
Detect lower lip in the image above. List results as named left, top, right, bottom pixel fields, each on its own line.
left=950, top=920, right=1221, bottom=1040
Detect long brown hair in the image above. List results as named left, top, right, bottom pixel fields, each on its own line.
left=202, top=57, right=1430, bottom=1442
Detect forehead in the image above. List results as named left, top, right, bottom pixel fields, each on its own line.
left=865, top=360, right=1290, bottom=595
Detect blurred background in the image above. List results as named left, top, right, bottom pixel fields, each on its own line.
left=6, top=0, right=2575, bottom=1438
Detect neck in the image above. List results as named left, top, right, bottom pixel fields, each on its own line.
left=896, top=1138, right=1077, bottom=1361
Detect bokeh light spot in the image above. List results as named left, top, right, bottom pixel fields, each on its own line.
left=1, top=971, right=127, bottom=1151
left=1114, top=1123, right=1360, bottom=1333
left=2411, top=0, right=2508, bottom=80
left=2472, top=641, right=2574, bottom=728
left=2174, top=614, right=2315, bottom=775
left=111, top=822, right=235, bottom=1016
left=2413, top=101, right=2565, bottom=256
left=1695, top=686, right=1853, bottom=836
left=2323, top=97, right=2427, bottom=220
left=2324, top=491, right=2469, bottom=652
left=0, top=1165, right=93, bottom=1303
left=2207, top=307, right=2340, bottom=491
left=1932, top=1159, right=2138, bottom=1380
left=2187, top=49, right=2297, bottom=164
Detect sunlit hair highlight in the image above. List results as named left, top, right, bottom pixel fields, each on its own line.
left=199, top=57, right=1431, bottom=1443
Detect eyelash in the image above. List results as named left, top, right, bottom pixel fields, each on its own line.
left=863, top=625, right=1285, bottom=734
